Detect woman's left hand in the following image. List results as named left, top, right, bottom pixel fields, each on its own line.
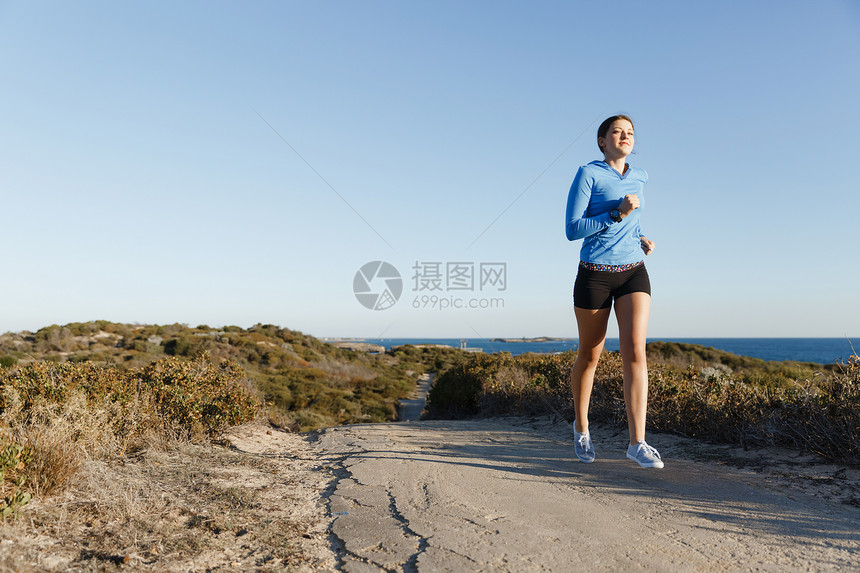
left=640, top=236, right=655, bottom=255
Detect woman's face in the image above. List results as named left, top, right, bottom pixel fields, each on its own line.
left=599, top=119, right=635, bottom=159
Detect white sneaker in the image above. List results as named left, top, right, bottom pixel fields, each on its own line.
left=626, top=440, right=664, bottom=468
left=573, top=424, right=595, bottom=463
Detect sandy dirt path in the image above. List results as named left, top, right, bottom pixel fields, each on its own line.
left=313, top=417, right=859, bottom=572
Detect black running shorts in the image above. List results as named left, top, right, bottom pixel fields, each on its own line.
left=573, top=263, right=651, bottom=310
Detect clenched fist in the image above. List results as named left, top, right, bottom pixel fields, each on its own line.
left=619, top=194, right=640, bottom=217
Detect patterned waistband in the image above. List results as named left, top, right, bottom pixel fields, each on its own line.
left=579, top=260, right=644, bottom=273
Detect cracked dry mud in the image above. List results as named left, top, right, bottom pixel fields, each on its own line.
left=314, top=417, right=860, bottom=572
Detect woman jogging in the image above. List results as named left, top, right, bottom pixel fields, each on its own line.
left=564, top=114, right=663, bottom=469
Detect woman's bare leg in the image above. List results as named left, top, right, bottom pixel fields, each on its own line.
left=613, top=292, right=651, bottom=445
left=570, top=306, right=611, bottom=433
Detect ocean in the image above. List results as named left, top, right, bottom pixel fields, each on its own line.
left=357, top=338, right=858, bottom=365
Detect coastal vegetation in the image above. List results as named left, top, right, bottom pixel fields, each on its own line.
left=1, top=322, right=855, bottom=520
left=0, top=322, right=461, bottom=524
left=426, top=343, right=859, bottom=466
left=0, top=321, right=447, bottom=432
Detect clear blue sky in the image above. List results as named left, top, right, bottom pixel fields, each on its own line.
left=2, top=1, right=859, bottom=339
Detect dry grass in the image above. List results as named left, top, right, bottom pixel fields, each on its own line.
left=1, top=392, right=118, bottom=498
left=0, top=425, right=336, bottom=571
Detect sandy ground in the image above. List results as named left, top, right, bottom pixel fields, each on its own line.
left=0, top=416, right=857, bottom=571
left=316, top=417, right=860, bottom=572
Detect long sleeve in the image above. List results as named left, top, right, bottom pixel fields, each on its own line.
left=565, top=167, right=611, bottom=241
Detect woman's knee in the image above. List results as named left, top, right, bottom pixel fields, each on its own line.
left=619, top=341, right=647, bottom=365
left=621, top=344, right=648, bottom=364
left=575, top=345, right=604, bottom=365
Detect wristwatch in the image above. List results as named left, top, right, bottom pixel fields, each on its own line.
left=609, top=208, right=622, bottom=223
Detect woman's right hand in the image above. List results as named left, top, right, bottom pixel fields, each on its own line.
left=619, top=194, right=640, bottom=218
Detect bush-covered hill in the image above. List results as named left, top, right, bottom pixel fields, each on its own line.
left=0, top=321, right=465, bottom=432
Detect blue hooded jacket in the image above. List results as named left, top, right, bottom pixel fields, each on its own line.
left=565, top=160, right=648, bottom=266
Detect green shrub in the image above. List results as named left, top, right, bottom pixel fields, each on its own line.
left=137, top=355, right=259, bottom=439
